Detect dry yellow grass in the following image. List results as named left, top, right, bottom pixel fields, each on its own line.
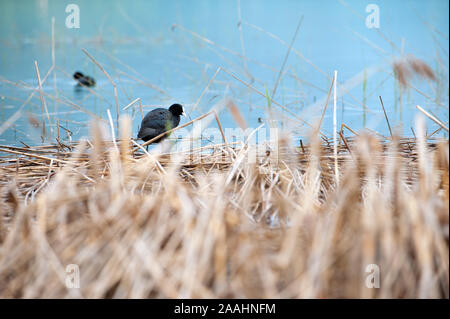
left=0, top=116, right=448, bottom=299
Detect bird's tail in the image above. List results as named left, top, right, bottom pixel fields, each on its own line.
left=137, top=127, right=158, bottom=140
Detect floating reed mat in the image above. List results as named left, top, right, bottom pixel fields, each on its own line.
left=0, top=130, right=448, bottom=298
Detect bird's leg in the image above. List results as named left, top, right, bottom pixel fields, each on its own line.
left=146, top=145, right=149, bottom=152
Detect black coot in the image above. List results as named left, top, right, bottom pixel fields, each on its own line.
left=138, top=104, right=185, bottom=146
left=73, top=71, right=96, bottom=87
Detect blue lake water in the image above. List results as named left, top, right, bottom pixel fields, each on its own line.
left=0, top=0, right=448, bottom=147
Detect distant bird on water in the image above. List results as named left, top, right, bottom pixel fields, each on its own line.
left=138, top=103, right=185, bottom=148
left=73, top=71, right=96, bottom=87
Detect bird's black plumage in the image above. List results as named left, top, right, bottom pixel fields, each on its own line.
left=73, top=71, right=96, bottom=87
left=138, top=104, right=184, bottom=144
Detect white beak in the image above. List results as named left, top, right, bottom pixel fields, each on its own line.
left=182, top=108, right=186, bottom=116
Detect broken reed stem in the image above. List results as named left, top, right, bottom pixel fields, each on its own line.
left=106, top=109, right=118, bottom=150
left=0, top=147, right=67, bottom=164
left=82, top=48, right=120, bottom=135
left=0, top=65, right=54, bottom=136
left=299, top=139, right=305, bottom=154
left=416, top=105, right=449, bottom=132
left=213, top=110, right=228, bottom=145
left=114, top=87, right=119, bottom=136
left=243, top=19, right=368, bottom=113
left=333, top=70, right=339, bottom=184
left=213, top=109, right=231, bottom=161
left=379, top=96, right=393, bottom=138
left=317, top=76, right=335, bottom=134
left=131, top=139, right=167, bottom=174
left=411, top=127, right=417, bottom=139
left=51, top=17, right=57, bottom=109
left=237, top=0, right=252, bottom=81
left=173, top=24, right=243, bottom=61
left=341, top=123, right=358, bottom=136
left=56, top=119, right=60, bottom=142
left=139, top=99, right=143, bottom=121
left=428, top=122, right=449, bottom=138
left=159, top=141, right=240, bottom=157
left=227, top=100, right=248, bottom=129
left=272, top=15, right=303, bottom=98
left=339, top=130, right=353, bottom=157
left=115, top=69, right=167, bottom=96
left=81, top=49, right=115, bottom=86
left=189, top=67, right=221, bottom=116
left=220, top=67, right=324, bottom=137
left=34, top=61, right=52, bottom=139
left=338, top=123, right=359, bottom=144
left=122, top=98, right=141, bottom=111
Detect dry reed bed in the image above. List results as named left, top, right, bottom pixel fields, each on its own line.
left=0, top=121, right=448, bottom=298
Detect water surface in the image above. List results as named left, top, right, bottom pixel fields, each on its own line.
left=0, top=0, right=448, bottom=146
